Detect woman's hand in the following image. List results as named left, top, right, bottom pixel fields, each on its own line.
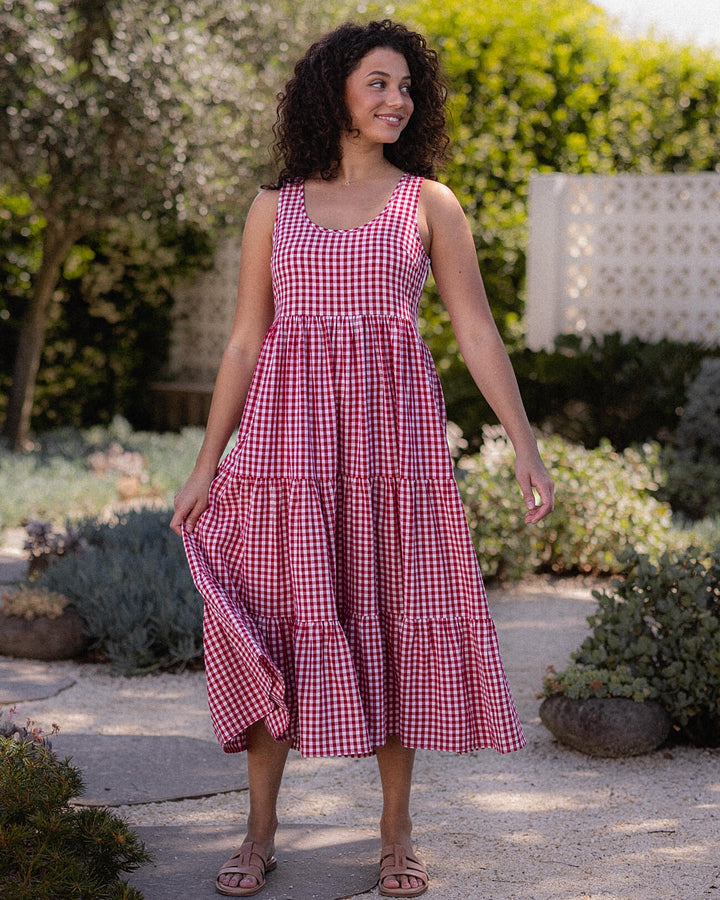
left=515, top=451, right=555, bottom=525
left=169, top=468, right=216, bottom=536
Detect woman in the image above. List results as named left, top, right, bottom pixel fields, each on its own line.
left=171, top=19, right=554, bottom=898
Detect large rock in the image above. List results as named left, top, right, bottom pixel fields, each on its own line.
left=540, top=694, right=671, bottom=757
left=0, top=608, right=87, bottom=661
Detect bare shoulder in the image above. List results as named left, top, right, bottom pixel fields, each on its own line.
left=245, top=188, right=280, bottom=229
left=419, top=179, right=464, bottom=216
left=418, top=180, right=471, bottom=257
left=419, top=179, right=468, bottom=235
left=238, top=189, right=280, bottom=256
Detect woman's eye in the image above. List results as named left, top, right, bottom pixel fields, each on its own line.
left=367, top=80, right=411, bottom=93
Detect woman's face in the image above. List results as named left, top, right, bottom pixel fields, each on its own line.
left=343, top=47, right=413, bottom=145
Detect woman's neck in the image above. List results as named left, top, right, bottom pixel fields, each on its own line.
left=333, top=141, right=395, bottom=186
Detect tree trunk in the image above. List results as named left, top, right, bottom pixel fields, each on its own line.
left=3, top=220, right=79, bottom=452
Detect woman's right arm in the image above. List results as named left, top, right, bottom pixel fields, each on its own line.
left=170, top=190, right=278, bottom=535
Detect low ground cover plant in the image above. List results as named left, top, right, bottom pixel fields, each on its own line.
left=0, top=418, right=204, bottom=530
left=0, top=452, right=118, bottom=532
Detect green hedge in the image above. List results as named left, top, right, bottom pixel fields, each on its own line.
left=400, top=0, right=720, bottom=348
left=443, top=333, right=718, bottom=453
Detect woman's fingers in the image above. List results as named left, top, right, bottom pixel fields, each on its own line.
left=517, top=465, right=555, bottom=524
left=170, top=490, right=208, bottom=536
left=183, top=498, right=208, bottom=534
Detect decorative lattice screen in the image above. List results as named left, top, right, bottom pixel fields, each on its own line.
left=168, top=174, right=720, bottom=377
left=167, top=237, right=241, bottom=384
left=526, top=173, right=720, bottom=350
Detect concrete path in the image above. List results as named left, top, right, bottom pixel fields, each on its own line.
left=0, top=528, right=27, bottom=586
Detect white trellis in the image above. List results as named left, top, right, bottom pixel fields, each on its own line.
left=150, top=237, right=240, bottom=428
left=167, top=236, right=241, bottom=383
left=526, top=173, right=720, bottom=350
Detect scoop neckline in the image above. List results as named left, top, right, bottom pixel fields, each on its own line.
left=301, top=173, right=409, bottom=233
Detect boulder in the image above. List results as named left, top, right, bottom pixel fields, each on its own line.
left=0, top=608, right=88, bottom=661
left=540, top=694, right=671, bottom=757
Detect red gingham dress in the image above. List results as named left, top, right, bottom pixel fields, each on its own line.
left=184, top=174, right=526, bottom=757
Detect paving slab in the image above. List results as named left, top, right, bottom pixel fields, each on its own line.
left=128, top=823, right=378, bottom=900
left=0, top=552, right=27, bottom=585
left=51, top=733, right=247, bottom=806
left=0, top=657, right=76, bottom=705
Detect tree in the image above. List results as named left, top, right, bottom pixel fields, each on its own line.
left=0, top=0, right=345, bottom=449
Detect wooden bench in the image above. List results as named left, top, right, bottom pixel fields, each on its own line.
left=149, top=382, right=214, bottom=430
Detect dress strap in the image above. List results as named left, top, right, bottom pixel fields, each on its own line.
left=386, top=174, right=427, bottom=259
left=391, top=173, right=423, bottom=214
left=273, top=180, right=304, bottom=241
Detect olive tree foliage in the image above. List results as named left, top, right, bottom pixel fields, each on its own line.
left=386, top=0, right=720, bottom=367
left=0, top=0, right=346, bottom=450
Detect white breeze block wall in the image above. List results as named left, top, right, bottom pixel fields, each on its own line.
left=168, top=236, right=241, bottom=384
left=526, top=173, right=720, bottom=351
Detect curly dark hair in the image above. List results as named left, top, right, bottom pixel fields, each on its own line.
left=265, top=20, right=449, bottom=187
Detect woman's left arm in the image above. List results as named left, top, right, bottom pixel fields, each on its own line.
left=420, top=180, right=555, bottom=524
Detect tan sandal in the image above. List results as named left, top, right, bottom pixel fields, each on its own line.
left=379, top=844, right=429, bottom=897
left=215, top=840, right=277, bottom=896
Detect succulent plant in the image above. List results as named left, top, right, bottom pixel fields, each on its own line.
left=1, top=585, right=70, bottom=621
left=547, top=548, right=720, bottom=746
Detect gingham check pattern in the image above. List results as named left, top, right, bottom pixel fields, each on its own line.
left=184, top=174, right=526, bottom=757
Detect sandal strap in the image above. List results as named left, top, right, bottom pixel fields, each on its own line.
left=380, top=844, right=429, bottom=883
left=218, top=841, right=274, bottom=882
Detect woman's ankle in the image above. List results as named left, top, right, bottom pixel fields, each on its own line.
left=244, top=813, right=278, bottom=849
left=380, top=812, right=413, bottom=848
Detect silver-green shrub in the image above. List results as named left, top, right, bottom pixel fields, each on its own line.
left=0, top=419, right=205, bottom=529
left=37, top=508, right=201, bottom=675
left=0, top=451, right=118, bottom=531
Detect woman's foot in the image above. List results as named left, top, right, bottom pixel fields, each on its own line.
left=379, top=814, right=426, bottom=895
left=220, top=721, right=289, bottom=894
left=378, top=843, right=429, bottom=897
left=215, top=839, right=277, bottom=896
